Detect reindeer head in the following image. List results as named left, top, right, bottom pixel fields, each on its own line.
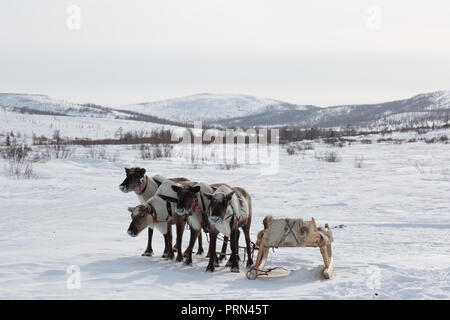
left=119, top=167, right=146, bottom=193
left=171, top=184, right=201, bottom=216
left=127, top=204, right=153, bottom=237
left=204, top=191, right=235, bottom=224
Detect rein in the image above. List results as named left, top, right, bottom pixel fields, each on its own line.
left=205, top=232, right=293, bottom=280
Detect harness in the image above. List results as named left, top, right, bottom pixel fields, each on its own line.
left=224, top=203, right=238, bottom=221
left=150, top=210, right=158, bottom=223
left=166, top=200, right=173, bottom=217
left=193, top=193, right=206, bottom=212
left=146, top=203, right=159, bottom=223
left=157, top=194, right=178, bottom=218
left=145, top=202, right=170, bottom=224
left=134, top=177, right=148, bottom=195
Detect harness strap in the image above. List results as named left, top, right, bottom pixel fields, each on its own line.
left=193, top=199, right=202, bottom=212
left=166, top=200, right=172, bottom=217
left=224, top=203, right=239, bottom=222
left=134, top=177, right=148, bottom=195
left=193, top=194, right=203, bottom=212
left=199, top=193, right=206, bottom=212
left=151, top=212, right=158, bottom=223
left=158, top=194, right=179, bottom=203
left=153, top=177, right=162, bottom=187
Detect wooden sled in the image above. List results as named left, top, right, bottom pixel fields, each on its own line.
left=249, top=215, right=334, bottom=280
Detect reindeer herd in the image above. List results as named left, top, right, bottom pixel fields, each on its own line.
left=119, top=167, right=253, bottom=273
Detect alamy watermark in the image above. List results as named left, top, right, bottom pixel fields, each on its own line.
left=66, top=265, right=81, bottom=289
left=366, top=265, right=381, bottom=290
left=171, top=122, right=280, bottom=175
left=66, top=5, right=81, bottom=31
left=366, top=5, right=382, bottom=30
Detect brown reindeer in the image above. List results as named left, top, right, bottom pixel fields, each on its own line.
left=127, top=180, right=188, bottom=261
left=119, top=168, right=199, bottom=257
left=203, top=185, right=253, bottom=273
left=171, top=182, right=239, bottom=266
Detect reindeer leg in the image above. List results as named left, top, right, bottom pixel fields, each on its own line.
left=219, top=237, right=228, bottom=261
left=184, top=228, right=200, bottom=266
left=175, top=222, right=184, bottom=262
left=142, top=228, right=154, bottom=256
left=162, top=224, right=172, bottom=258
left=230, top=229, right=239, bottom=272
left=206, top=230, right=218, bottom=272
left=243, top=224, right=253, bottom=268
left=196, top=232, right=204, bottom=255
left=164, top=226, right=175, bottom=260
left=226, top=229, right=240, bottom=266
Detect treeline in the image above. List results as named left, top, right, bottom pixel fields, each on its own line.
left=2, top=119, right=449, bottom=148
left=276, top=121, right=450, bottom=144
left=29, top=128, right=178, bottom=146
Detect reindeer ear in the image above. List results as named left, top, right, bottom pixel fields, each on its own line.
left=203, top=192, right=213, bottom=200
left=171, top=185, right=180, bottom=193
left=128, top=207, right=134, bottom=213
left=138, top=168, right=146, bottom=175
left=226, top=191, right=235, bottom=202
left=125, top=168, right=131, bottom=174
left=190, top=185, right=201, bottom=193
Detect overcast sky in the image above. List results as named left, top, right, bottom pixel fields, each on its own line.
left=0, top=0, right=449, bottom=107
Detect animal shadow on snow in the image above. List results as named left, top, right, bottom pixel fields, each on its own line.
left=80, top=256, right=326, bottom=287
left=80, top=256, right=171, bottom=284
left=219, top=265, right=325, bottom=291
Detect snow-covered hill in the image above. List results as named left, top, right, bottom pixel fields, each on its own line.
left=214, top=91, right=450, bottom=128
left=0, top=93, right=190, bottom=139
left=120, top=93, right=316, bottom=123
left=0, top=93, right=128, bottom=118
left=1, top=91, right=449, bottom=133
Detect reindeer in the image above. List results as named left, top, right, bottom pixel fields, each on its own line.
left=203, top=185, right=253, bottom=273
left=171, top=182, right=239, bottom=266
left=119, top=167, right=202, bottom=257
left=127, top=180, right=188, bottom=261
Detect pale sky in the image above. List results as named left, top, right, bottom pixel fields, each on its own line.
left=0, top=0, right=449, bottom=107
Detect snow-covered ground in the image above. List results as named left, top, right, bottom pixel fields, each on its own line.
left=0, top=108, right=182, bottom=140
left=0, top=135, right=449, bottom=299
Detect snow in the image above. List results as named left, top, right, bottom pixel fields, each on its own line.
left=0, top=93, right=128, bottom=118
left=120, top=93, right=310, bottom=123
left=427, top=90, right=450, bottom=110
left=0, top=135, right=449, bottom=299
left=0, top=108, right=183, bottom=140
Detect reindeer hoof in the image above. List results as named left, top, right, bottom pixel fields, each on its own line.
left=184, top=259, right=193, bottom=266
left=231, top=266, right=240, bottom=273
left=142, top=250, right=154, bottom=257
left=196, top=249, right=204, bottom=255
left=219, top=254, right=226, bottom=261
left=176, top=255, right=184, bottom=262
left=166, top=254, right=175, bottom=261
left=206, top=265, right=215, bottom=272
left=225, top=259, right=232, bottom=267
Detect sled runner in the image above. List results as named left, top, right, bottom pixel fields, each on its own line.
left=248, top=215, right=334, bottom=280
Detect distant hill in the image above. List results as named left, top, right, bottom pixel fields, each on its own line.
left=1, top=91, right=449, bottom=129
